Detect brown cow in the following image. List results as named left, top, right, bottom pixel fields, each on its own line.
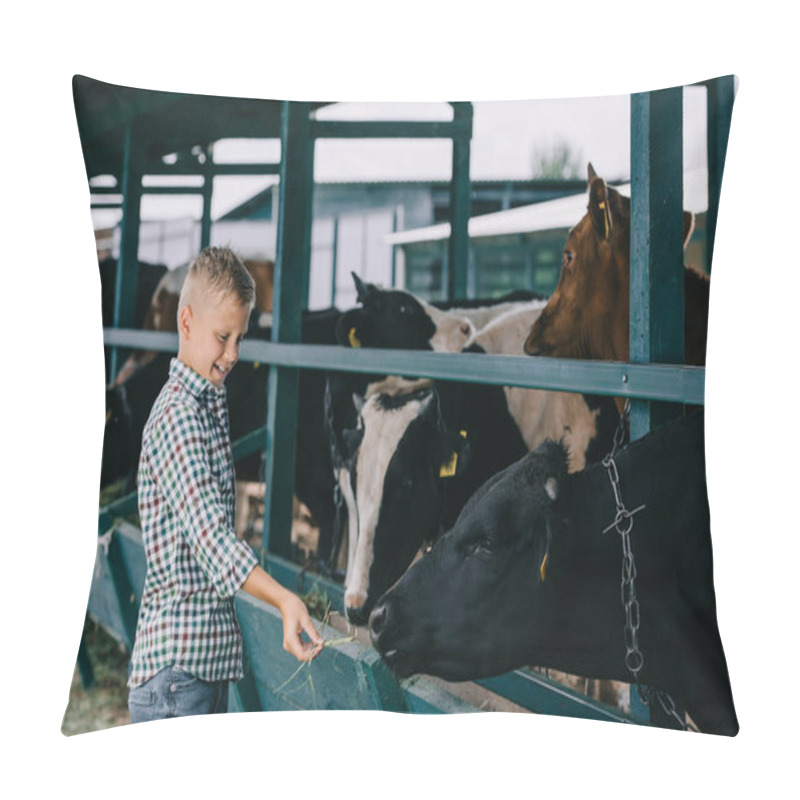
left=113, top=258, right=274, bottom=385
left=524, top=164, right=709, bottom=372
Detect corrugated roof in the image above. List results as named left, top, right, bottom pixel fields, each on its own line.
left=385, top=169, right=709, bottom=245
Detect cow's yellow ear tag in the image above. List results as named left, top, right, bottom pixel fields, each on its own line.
left=439, top=451, right=458, bottom=478
left=254, top=362, right=260, bottom=369
left=349, top=327, right=361, bottom=348
left=459, top=430, right=468, bottom=439
left=540, top=553, right=548, bottom=582
left=105, top=409, right=112, bottom=425
left=597, top=200, right=611, bottom=240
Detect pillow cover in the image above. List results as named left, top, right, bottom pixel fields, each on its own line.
left=66, top=74, right=737, bottom=736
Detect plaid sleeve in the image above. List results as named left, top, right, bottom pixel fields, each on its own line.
left=150, top=401, right=258, bottom=599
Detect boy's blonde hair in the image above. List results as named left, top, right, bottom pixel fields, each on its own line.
left=178, top=247, right=256, bottom=318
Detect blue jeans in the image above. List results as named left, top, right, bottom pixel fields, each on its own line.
left=128, top=665, right=229, bottom=724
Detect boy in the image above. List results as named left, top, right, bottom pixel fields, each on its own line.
left=127, top=247, right=322, bottom=723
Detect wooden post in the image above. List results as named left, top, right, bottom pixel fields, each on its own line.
left=629, top=88, right=685, bottom=442
left=261, top=102, right=314, bottom=560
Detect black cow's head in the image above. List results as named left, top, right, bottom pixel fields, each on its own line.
left=343, top=384, right=470, bottom=624
left=370, top=440, right=568, bottom=681
left=336, top=273, right=473, bottom=353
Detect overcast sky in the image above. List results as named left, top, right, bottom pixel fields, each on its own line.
left=91, top=86, right=708, bottom=228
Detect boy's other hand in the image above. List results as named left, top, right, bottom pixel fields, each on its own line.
left=279, top=593, right=324, bottom=662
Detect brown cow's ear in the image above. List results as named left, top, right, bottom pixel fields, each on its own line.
left=683, top=211, right=695, bottom=248
left=588, top=162, right=598, bottom=183
left=588, top=174, right=612, bottom=241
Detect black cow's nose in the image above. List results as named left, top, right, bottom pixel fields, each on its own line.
left=369, top=603, right=388, bottom=638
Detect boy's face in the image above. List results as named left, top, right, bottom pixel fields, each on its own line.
left=178, top=292, right=251, bottom=389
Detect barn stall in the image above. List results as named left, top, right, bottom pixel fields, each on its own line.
left=77, top=74, right=734, bottom=725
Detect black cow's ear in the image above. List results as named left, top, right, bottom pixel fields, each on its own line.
left=438, top=430, right=471, bottom=479
left=342, top=427, right=364, bottom=461
left=336, top=309, right=368, bottom=348
left=352, top=272, right=377, bottom=305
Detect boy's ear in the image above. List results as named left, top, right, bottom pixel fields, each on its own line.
left=178, top=305, right=192, bottom=337
left=437, top=430, right=471, bottom=479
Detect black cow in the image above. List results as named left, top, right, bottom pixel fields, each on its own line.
left=369, top=410, right=738, bottom=736
left=334, top=289, right=617, bottom=625
left=340, top=376, right=528, bottom=624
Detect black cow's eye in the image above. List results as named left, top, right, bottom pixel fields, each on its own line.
left=470, top=536, right=493, bottom=556
left=398, top=303, right=413, bottom=315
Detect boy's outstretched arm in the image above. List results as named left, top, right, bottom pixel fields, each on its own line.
left=242, top=566, right=324, bottom=662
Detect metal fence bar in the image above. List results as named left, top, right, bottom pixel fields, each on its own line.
left=143, top=162, right=282, bottom=176
left=704, top=75, right=735, bottom=273
left=310, top=119, right=471, bottom=140
left=447, top=102, right=472, bottom=300
left=262, top=101, right=313, bottom=561
left=103, top=329, right=705, bottom=405
left=200, top=145, right=214, bottom=249
left=111, top=122, right=143, bottom=381
left=630, top=88, right=686, bottom=441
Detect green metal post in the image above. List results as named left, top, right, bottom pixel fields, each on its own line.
left=262, top=102, right=314, bottom=560
left=200, top=144, right=214, bottom=250
left=448, top=102, right=473, bottom=301
left=705, top=76, right=735, bottom=274
left=111, top=123, right=143, bottom=382
left=630, top=86, right=688, bottom=730
left=330, top=216, right=339, bottom=305
left=629, top=88, right=685, bottom=442
left=76, top=631, right=96, bottom=689
left=390, top=208, right=398, bottom=288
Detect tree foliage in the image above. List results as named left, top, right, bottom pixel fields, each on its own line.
left=532, top=141, right=583, bottom=180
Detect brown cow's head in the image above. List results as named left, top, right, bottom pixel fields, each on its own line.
left=524, top=164, right=693, bottom=363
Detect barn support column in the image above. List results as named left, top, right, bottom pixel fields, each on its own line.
left=704, top=75, right=735, bottom=273
left=629, top=88, right=685, bottom=443
left=446, top=102, right=473, bottom=301
left=111, top=123, right=144, bottom=382
left=330, top=216, right=339, bottom=305
left=630, top=86, right=688, bottom=731
left=200, top=144, right=214, bottom=250
left=262, top=101, right=314, bottom=561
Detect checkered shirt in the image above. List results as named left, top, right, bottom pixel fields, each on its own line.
left=128, top=358, right=258, bottom=688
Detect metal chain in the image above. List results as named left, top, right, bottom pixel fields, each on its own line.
left=601, top=400, right=695, bottom=732
left=601, top=453, right=646, bottom=682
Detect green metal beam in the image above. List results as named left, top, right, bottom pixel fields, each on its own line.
left=143, top=162, right=282, bottom=176
left=630, top=88, right=686, bottom=441
left=310, top=118, right=472, bottom=140
left=110, top=123, right=144, bottom=382
left=704, top=76, right=735, bottom=273
left=200, top=145, right=214, bottom=249
left=104, top=329, right=705, bottom=405
left=262, top=102, right=314, bottom=561
left=447, top=103, right=473, bottom=300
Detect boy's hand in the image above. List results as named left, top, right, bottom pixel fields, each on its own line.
left=279, top=592, right=324, bottom=662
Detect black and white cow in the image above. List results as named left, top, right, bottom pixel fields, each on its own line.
left=341, top=375, right=526, bottom=623
left=337, top=298, right=618, bottom=624
left=369, top=410, right=738, bottom=736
